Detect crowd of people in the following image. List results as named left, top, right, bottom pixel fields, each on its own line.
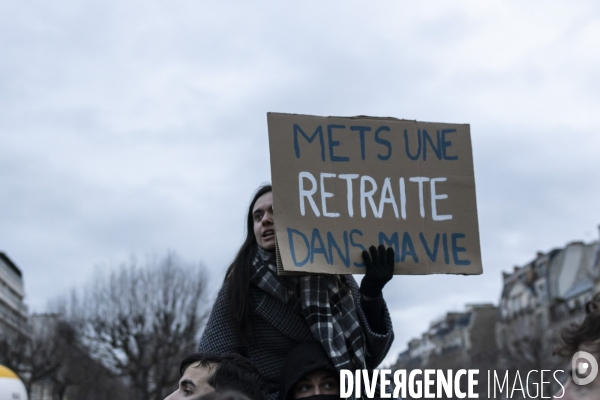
left=164, top=342, right=342, bottom=400
left=159, top=184, right=598, bottom=400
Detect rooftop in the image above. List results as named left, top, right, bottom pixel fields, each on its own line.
left=0, top=252, right=22, bottom=278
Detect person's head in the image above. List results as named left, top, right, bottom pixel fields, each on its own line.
left=291, top=369, right=338, bottom=399
left=241, top=184, right=273, bottom=250
left=251, top=187, right=274, bottom=251
left=554, top=294, right=600, bottom=399
left=279, top=342, right=340, bottom=400
left=225, top=184, right=273, bottom=339
left=164, top=353, right=265, bottom=400
left=198, top=390, right=252, bottom=400
left=209, top=354, right=266, bottom=400
left=165, top=354, right=221, bottom=400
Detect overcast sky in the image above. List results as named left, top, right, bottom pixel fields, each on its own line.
left=1, top=0, right=600, bottom=366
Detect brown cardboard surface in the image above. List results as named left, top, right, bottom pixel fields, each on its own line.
left=267, top=113, right=482, bottom=275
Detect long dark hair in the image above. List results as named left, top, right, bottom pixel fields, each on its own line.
left=224, top=184, right=272, bottom=340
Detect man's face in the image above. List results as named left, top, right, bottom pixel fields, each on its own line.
left=164, top=362, right=216, bottom=400
left=554, top=345, right=600, bottom=400
left=292, top=368, right=339, bottom=399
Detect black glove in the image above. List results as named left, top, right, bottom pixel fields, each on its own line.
left=360, top=245, right=395, bottom=298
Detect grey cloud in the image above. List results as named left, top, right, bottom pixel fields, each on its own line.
left=1, top=1, right=599, bottom=362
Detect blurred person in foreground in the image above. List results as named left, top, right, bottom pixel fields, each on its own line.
left=278, top=342, right=340, bottom=400
left=199, top=390, right=253, bottom=400
left=165, top=353, right=266, bottom=400
left=554, top=293, right=600, bottom=399
left=278, top=340, right=397, bottom=400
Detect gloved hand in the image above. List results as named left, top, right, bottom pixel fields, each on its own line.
left=360, top=245, right=395, bottom=298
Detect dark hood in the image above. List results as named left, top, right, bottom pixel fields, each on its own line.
left=278, top=342, right=337, bottom=400
left=294, top=396, right=338, bottom=400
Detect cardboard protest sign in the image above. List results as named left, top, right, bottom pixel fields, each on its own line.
left=267, top=113, right=482, bottom=275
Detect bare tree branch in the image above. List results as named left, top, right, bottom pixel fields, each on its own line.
left=53, top=252, right=210, bottom=400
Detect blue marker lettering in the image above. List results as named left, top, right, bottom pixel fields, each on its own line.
left=350, top=126, right=371, bottom=160
left=294, top=124, right=325, bottom=161
left=350, top=229, right=366, bottom=267
left=327, top=124, right=349, bottom=162
left=375, top=126, right=392, bottom=160
left=404, top=129, right=421, bottom=160
left=452, top=233, right=471, bottom=265
left=441, top=129, right=458, bottom=160
left=401, top=232, right=419, bottom=263
left=419, top=232, right=440, bottom=262
left=327, top=231, right=350, bottom=267
left=288, top=228, right=310, bottom=267
left=311, top=228, right=330, bottom=264
left=379, top=232, right=400, bottom=263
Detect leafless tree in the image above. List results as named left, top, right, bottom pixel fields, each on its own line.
left=53, top=252, right=210, bottom=400
left=0, top=327, right=31, bottom=380
left=1, top=314, right=130, bottom=400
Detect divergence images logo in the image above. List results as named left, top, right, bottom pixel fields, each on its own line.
left=572, top=351, right=599, bottom=385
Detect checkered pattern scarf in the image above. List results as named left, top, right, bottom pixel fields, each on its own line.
left=251, top=246, right=366, bottom=371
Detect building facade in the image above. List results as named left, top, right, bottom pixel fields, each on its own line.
left=393, top=227, right=600, bottom=377
left=394, top=303, right=498, bottom=371
left=0, top=252, right=28, bottom=335
left=496, top=238, right=600, bottom=371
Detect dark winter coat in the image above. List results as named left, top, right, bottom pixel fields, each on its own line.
left=197, top=275, right=394, bottom=400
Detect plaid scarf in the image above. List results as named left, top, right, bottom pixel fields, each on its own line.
left=251, top=246, right=366, bottom=371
